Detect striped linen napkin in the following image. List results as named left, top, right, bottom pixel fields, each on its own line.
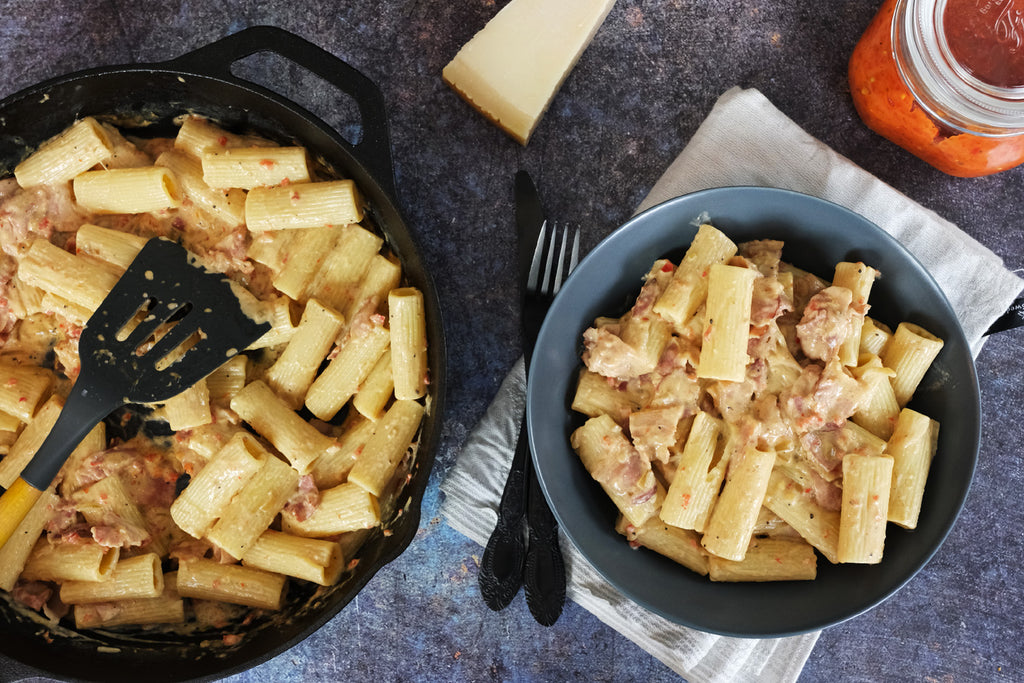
left=440, top=86, right=1023, bottom=682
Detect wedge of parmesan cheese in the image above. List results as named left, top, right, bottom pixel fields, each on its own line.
left=442, top=0, right=617, bottom=145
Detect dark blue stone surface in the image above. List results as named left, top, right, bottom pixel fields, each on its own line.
left=0, top=1, right=1021, bottom=681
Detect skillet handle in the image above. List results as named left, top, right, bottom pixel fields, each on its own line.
left=164, top=25, right=397, bottom=198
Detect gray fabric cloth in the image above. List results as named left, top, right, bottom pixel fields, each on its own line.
left=440, top=87, right=1022, bottom=682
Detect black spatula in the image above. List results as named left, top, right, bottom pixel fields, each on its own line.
left=0, top=237, right=270, bottom=547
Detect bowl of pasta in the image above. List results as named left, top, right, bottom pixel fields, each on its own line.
left=0, top=27, right=444, bottom=681
left=527, top=186, right=978, bottom=636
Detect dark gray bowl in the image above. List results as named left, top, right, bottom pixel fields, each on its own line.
left=527, top=186, right=979, bottom=637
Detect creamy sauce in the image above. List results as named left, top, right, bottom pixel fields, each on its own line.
left=572, top=228, right=914, bottom=579
left=0, top=115, right=425, bottom=651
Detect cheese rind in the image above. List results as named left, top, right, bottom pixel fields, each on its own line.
left=442, top=0, right=617, bottom=145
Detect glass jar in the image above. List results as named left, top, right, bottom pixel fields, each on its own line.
left=849, top=0, right=1024, bottom=177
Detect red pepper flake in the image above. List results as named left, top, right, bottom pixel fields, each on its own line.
left=259, top=159, right=275, bottom=169
left=680, top=493, right=691, bottom=509
left=660, top=262, right=674, bottom=273
left=217, top=136, right=228, bottom=147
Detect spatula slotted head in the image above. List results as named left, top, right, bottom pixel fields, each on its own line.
left=79, top=238, right=270, bottom=404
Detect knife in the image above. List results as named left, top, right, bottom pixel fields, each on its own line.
left=477, top=171, right=566, bottom=625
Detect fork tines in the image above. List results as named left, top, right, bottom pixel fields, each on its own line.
left=528, top=221, right=580, bottom=296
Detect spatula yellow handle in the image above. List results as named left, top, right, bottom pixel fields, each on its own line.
left=0, top=478, right=44, bottom=550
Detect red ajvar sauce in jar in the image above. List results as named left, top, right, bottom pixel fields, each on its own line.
left=849, top=0, right=1024, bottom=177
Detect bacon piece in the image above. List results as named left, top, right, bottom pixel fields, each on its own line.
left=0, top=183, right=85, bottom=257
left=631, top=259, right=675, bottom=318
left=283, top=475, right=321, bottom=522
left=583, top=427, right=652, bottom=500
left=44, top=498, right=82, bottom=540
left=796, top=286, right=855, bottom=361
left=582, top=325, right=653, bottom=380
left=739, top=239, right=785, bottom=277
left=11, top=581, right=52, bottom=612
left=781, top=360, right=866, bottom=433
left=91, top=523, right=150, bottom=549
left=629, top=405, right=685, bottom=464
left=750, top=277, right=793, bottom=328
left=169, top=538, right=213, bottom=562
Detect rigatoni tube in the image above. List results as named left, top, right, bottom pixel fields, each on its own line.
left=388, top=287, right=428, bottom=400
left=15, top=116, right=113, bottom=187
left=245, top=179, right=363, bottom=231
left=73, top=166, right=181, bottom=214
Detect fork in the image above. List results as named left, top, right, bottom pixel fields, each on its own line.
left=479, top=221, right=579, bottom=626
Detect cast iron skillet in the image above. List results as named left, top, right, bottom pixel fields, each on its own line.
left=0, top=26, right=445, bottom=682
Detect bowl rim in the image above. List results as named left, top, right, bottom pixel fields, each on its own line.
left=526, top=186, right=980, bottom=637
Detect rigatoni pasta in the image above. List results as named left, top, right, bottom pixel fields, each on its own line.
left=882, top=322, right=945, bottom=406
left=0, top=114, right=431, bottom=636
left=59, top=553, right=164, bottom=604
left=155, top=149, right=247, bottom=228
left=696, top=263, right=758, bottom=382
left=241, top=530, right=344, bottom=585
left=176, top=558, right=286, bottom=610
left=245, top=179, right=363, bottom=231
left=388, top=287, right=429, bottom=400
left=202, top=146, right=310, bottom=189
left=571, top=222, right=943, bottom=580
left=72, top=166, right=181, bottom=214
left=265, top=298, right=346, bottom=408
left=14, top=116, right=113, bottom=187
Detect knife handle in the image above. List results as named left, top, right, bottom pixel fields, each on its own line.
left=478, top=417, right=530, bottom=611
left=524, top=454, right=566, bottom=626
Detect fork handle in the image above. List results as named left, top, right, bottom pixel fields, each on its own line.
left=524, top=454, right=566, bottom=626
left=478, top=417, right=530, bottom=611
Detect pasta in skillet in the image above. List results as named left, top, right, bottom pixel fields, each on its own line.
left=0, top=115, right=429, bottom=634
left=570, top=223, right=941, bottom=581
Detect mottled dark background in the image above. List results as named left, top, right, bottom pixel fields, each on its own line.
left=0, top=1, right=1021, bottom=681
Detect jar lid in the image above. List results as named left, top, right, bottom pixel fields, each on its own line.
left=895, top=0, right=1024, bottom=136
